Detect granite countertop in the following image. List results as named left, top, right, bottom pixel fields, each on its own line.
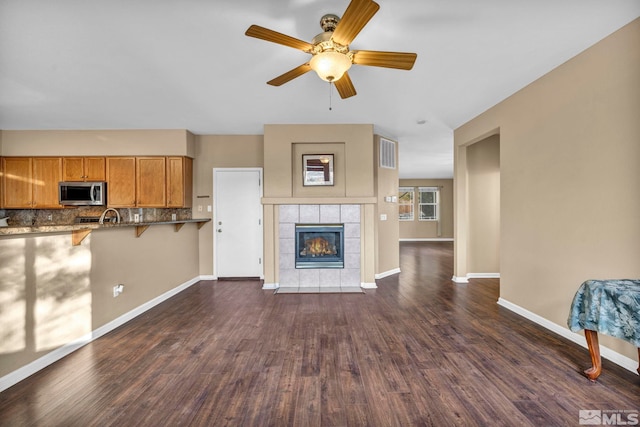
left=0, top=218, right=211, bottom=236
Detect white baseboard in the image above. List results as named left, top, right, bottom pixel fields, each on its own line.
left=452, top=274, right=500, bottom=282
left=262, top=282, right=279, bottom=290
left=497, top=298, right=639, bottom=375
left=375, top=268, right=401, bottom=279
left=199, top=275, right=216, bottom=281
left=361, top=282, right=377, bottom=289
left=0, top=276, right=201, bottom=393
left=399, top=238, right=454, bottom=242
left=467, top=273, right=501, bottom=279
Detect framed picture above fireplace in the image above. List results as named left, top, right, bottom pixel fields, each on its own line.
left=303, top=154, right=334, bottom=186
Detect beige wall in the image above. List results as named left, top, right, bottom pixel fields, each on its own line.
left=192, top=135, right=264, bottom=276
left=0, top=225, right=199, bottom=376
left=467, top=135, right=500, bottom=274
left=0, top=130, right=194, bottom=156
left=399, top=179, right=454, bottom=240
left=454, top=18, right=640, bottom=361
left=374, top=136, right=399, bottom=275
left=263, top=124, right=375, bottom=199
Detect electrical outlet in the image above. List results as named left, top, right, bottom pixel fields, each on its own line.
left=134, top=213, right=140, bottom=223
left=171, top=213, right=177, bottom=221
left=47, top=214, right=53, bottom=221
left=113, top=284, right=124, bottom=297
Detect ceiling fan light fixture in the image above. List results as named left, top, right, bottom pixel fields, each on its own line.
left=309, top=51, right=352, bottom=82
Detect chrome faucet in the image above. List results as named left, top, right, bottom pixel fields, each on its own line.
left=99, top=208, right=121, bottom=224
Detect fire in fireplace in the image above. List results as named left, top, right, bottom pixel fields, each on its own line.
left=295, top=224, right=344, bottom=268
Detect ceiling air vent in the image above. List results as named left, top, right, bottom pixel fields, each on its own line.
left=380, top=138, right=396, bottom=169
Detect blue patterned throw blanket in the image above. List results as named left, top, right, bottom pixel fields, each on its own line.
left=568, top=279, right=640, bottom=347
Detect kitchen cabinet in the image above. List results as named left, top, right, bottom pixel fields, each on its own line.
left=1, top=157, right=62, bottom=208
left=62, top=157, right=106, bottom=181
left=167, top=156, right=193, bottom=207
left=2, top=155, right=193, bottom=209
left=136, top=157, right=166, bottom=207
left=106, top=157, right=136, bottom=207
left=2, top=157, right=32, bottom=208
left=33, top=158, right=63, bottom=208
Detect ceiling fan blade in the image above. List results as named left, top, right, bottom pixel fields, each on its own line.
left=335, top=72, right=356, bottom=99
left=267, top=63, right=312, bottom=86
left=352, top=50, right=417, bottom=70
left=331, top=0, right=380, bottom=46
left=245, top=25, right=313, bottom=52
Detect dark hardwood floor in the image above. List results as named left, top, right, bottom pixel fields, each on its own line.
left=1, top=242, right=638, bottom=426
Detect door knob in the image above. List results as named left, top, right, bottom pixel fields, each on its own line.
left=217, top=229, right=222, bottom=233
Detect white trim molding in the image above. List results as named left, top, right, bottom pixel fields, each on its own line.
left=399, top=238, right=454, bottom=242
left=199, top=275, right=217, bottom=281
left=0, top=277, right=201, bottom=393
left=452, top=274, right=500, bottom=283
left=361, top=282, right=378, bottom=289
left=262, top=282, right=279, bottom=290
left=467, top=273, right=500, bottom=279
left=497, top=297, right=639, bottom=375
left=375, top=268, right=401, bottom=279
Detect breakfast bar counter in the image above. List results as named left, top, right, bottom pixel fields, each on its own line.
left=0, top=218, right=211, bottom=245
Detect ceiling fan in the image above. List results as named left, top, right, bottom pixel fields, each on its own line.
left=245, top=0, right=417, bottom=99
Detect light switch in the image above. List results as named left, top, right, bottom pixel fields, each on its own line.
left=380, top=214, right=387, bottom=221
left=207, top=205, right=212, bottom=212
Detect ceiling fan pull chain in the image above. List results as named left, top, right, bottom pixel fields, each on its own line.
left=329, top=81, right=333, bottom=111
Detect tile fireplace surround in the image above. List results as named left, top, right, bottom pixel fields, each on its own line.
left=278, top=204, right=361, bottom=292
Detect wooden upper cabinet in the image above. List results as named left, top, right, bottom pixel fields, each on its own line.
left=136, top=157, right=166, bottom=207
left=32, top=158, right=63, bottom=208
left=63, top=157, right=105, bottom=181
left=2, top=157, right=33, bottom=208
left=167, top=156, right=193, bottom=207
left=106, top=157, right=136, bottom=207
left=1, top=157, right=62, bottom=209
left=2, top=155, right=192, bottom=209
left=84, top=157, right=106, bottom=181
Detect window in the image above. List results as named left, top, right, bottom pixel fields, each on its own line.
left=398, top=187, right=414, bottom=221
left=419, top=187, right=439, bottom=221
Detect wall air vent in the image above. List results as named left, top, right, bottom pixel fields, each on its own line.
left=380, top=138, right=396, bottom=169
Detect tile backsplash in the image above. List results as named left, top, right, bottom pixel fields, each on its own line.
left=0, top=207, right=192, bottom=227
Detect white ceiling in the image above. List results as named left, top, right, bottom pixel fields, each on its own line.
left=1, top=1, right=638, bottom=179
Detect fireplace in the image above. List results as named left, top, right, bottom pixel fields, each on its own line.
left=295, top=224, right=344, bottom=269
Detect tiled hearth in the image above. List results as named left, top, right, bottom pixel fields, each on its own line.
left=278, top=204, right=362, bottom=293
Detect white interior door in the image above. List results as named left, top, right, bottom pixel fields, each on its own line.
left=214, top=168, right=263, bottom=278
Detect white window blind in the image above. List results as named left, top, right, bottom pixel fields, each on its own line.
left=418, top=187, right=439, bottom=221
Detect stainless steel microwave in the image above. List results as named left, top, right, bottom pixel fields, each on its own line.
left=59, top=182, right=107, bottom=206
